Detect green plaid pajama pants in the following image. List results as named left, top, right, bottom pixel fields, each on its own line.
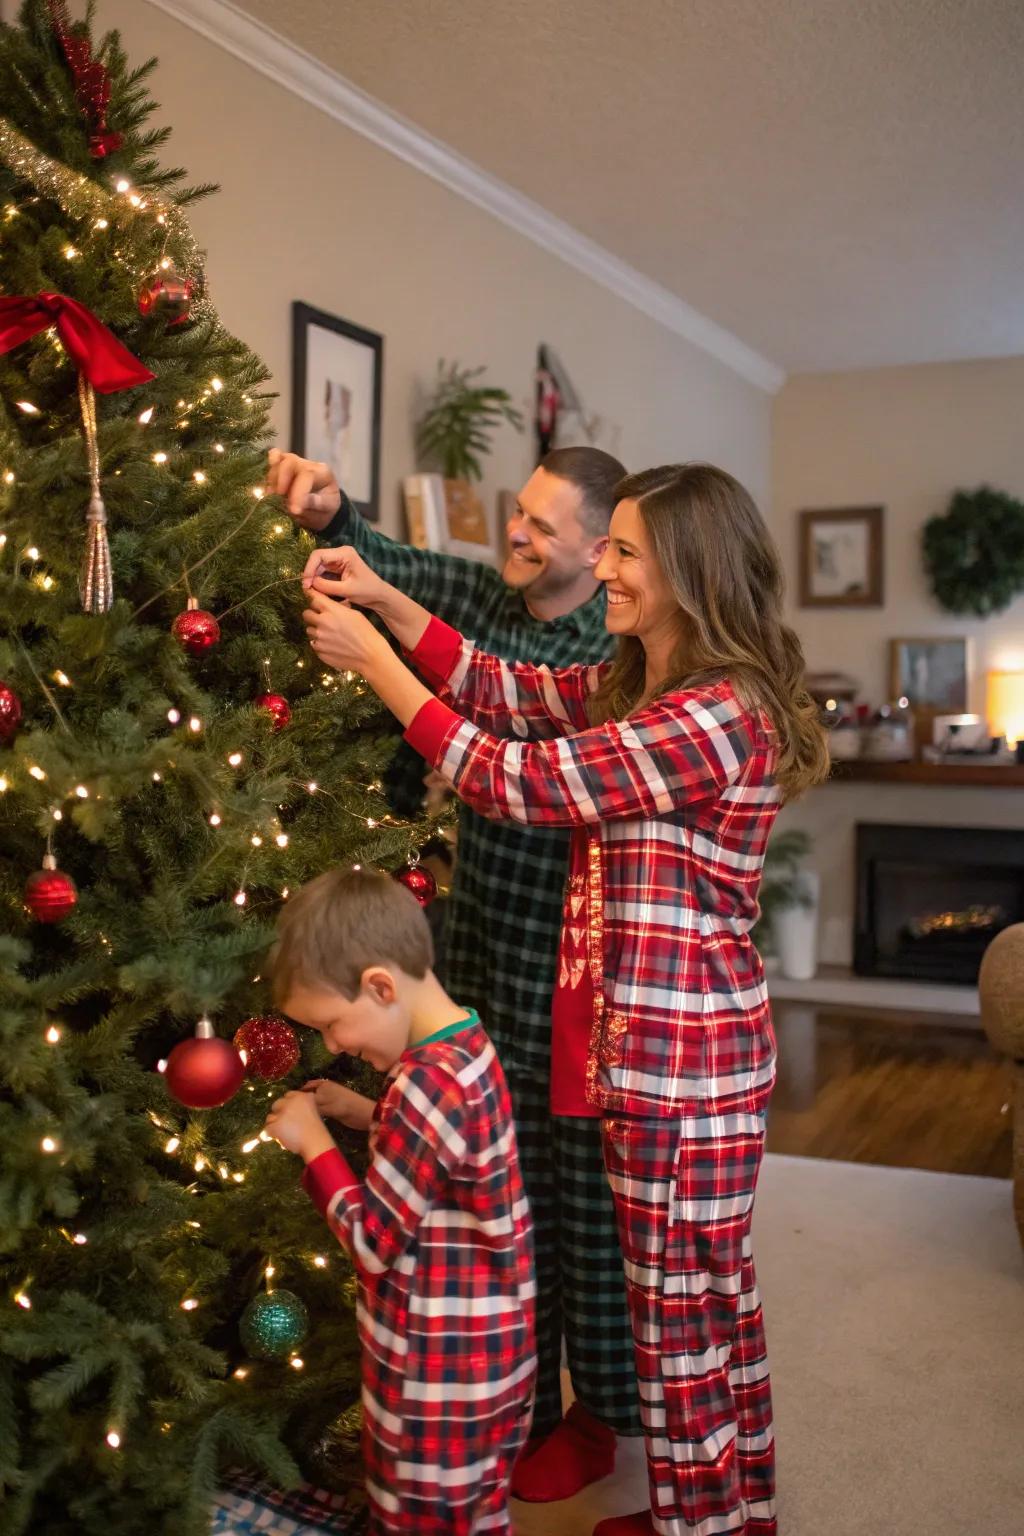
left=507, top=1072, right=642, bottom=1438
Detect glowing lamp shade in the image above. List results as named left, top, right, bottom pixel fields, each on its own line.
left=987, top=671, right=1024, bottom=747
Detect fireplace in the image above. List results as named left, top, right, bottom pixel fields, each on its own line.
left=854, top=823, right=1024, bottom=984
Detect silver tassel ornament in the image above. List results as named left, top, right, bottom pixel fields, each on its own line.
left=79, top=492, right=113, bottom=613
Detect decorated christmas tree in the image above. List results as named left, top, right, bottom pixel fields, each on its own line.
left=0, top=5, right=429, bottom=1531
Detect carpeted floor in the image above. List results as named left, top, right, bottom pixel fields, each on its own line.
left=512, top=1154, right=1024, bottom=1536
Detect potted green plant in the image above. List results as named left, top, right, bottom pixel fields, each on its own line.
left=755, top=829, right=819, bottom=977
left=405, top=362, right=523, bottom=559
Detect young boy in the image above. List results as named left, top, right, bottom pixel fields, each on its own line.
left=265, top=867, right=536, bottom=1536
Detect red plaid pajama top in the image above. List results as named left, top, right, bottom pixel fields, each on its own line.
left=302, top=1017, right=536, bottom=1529
left=404, top=618, right=781, bottom=1119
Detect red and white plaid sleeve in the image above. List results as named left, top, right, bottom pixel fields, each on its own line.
left=302, top=1058, right=468, bottom=1277
left=404, top=680, right=759, bottom=828
left=408, top=613, right=602, bottom=740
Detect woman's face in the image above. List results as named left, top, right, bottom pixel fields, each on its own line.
left=595, top=498, right=681, bottom=647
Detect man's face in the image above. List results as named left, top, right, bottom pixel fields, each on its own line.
left=281, top=974, right=409, bottom=1073
left=502, top=468, right=607, bottom=599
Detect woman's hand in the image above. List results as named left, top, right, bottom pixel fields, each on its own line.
left=301, top=544, right=391, bottom=611
left=303, top=1079, right=375, bottom=1132
left=264, top=1089, right=336, bottom=1163
left=302, top=589, right=387, bottom=674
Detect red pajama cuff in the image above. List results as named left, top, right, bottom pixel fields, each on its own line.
left=301, top=1146, right=358, bottom=1216
left=405, top=614, right=463, bottom=685
left=403, top=696, right=462, bottom=765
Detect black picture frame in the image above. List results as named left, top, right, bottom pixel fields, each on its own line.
left=291, top=301, right=383, bottom=522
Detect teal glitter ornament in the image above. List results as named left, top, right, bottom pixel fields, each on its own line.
left=239, top=1289, right=309, bottom=1361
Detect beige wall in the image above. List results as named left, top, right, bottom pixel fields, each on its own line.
left=96, top=0, right=771, bottom=541
left=772, top=358, right=1024, bottom=968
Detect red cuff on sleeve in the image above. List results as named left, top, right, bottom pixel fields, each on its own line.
left=406, top=614, right=463, bottom=685
left=404, top=696, right=461, bottom=765
left=301, top=1146, right=358, bottom=1216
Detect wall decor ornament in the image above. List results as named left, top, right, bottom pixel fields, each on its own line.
left=291, top=302, right=383, bottom=522
left=922, top=486, right=1024, bottom=617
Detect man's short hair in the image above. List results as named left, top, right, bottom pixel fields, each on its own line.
left=271, top=867, right=433, bottom=1003
left=540, top=446, right=626, bottom=537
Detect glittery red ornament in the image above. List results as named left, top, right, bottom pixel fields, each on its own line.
left=138, top=268, right=193, bottom=327
left=234, top=1015, right=301, bottom=1081
left=172, top=598, right=220, bottom=656
left=164, top=1019, right=244, bottom=1109
left=395, top=862, right=437, bottom=907
left=255, top=692, right=291, bottom=731
left=0, top=681, right=22, bottom=745
left=24, top=856, right=78, bottom=923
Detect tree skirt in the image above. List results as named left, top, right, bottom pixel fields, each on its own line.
left=211, top=1472, right=368, bottom=1535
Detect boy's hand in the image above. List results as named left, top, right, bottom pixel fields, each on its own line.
left=303, top=1079, right=375, bottom=1132
left=265, top=1089, right=336, bottom=1163
left=265, top=449, right=341, bottom=532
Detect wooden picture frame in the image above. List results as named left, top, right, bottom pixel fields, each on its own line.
left=889, top=636, right=971, bottom=720
left=798, top=506, right=884, bottom=608
left=291, top=302, right=383, bottom=522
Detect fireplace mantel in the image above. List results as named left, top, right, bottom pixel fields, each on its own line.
left=828, top=761, right=1024, bottom=786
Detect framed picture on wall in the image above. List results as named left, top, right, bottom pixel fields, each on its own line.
left=291, top=302, right=383, bottom=522
left=798, top=505, right=884, bottom=607
left=889, top=636, right=971, bottom=714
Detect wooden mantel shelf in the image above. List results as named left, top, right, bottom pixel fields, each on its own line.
left=828, top=759, right=1024, bottom=786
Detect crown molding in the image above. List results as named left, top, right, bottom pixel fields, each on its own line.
left=145, top=0, right=785, bottom=393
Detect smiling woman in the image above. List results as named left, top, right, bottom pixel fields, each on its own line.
left=296, top=459, right=829, bottom=1536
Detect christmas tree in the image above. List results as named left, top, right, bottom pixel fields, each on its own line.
left=0, top=5, right=429, bottom=1531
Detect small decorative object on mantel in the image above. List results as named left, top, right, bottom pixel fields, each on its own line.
left=987, top=671, right=1024, bottom=762
left=923, top=486, right=1024, bottom=617
left=798, top=506, right=884, bottom=608
left=863, top=701, right=915, bottom=762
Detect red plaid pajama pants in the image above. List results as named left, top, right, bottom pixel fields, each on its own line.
left=601, top=1106, right=776, bottom=1536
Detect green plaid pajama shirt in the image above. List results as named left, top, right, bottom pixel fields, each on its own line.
left=324, top=497, right=641, bottom=1436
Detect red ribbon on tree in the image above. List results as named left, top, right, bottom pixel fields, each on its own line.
left=0, top=292, right=153, bottom=393
left=47, top=1, right=123, bottom=158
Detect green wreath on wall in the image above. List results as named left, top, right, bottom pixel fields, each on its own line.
left=923, top=485, right=1024, bottom=617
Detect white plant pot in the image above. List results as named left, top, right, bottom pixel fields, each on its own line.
left=774, top=870, right=820, bottom=981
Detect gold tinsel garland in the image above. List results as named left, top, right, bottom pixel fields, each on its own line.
left=0, top=114, right=211, bottom=320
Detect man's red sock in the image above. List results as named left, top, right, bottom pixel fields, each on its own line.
left=510, top=1402, right=616, bottom=1502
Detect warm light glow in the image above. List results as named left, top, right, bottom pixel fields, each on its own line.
left=29, top=765, right=46, bottom=781
left=306, top=782, right=318, bottom=794
left=14, top=1292, right=31, bottom=1310
left=115, top=178, right=130, bottom=192
left=214, top=443, right=224, bottom=453
left=250, top=834, right=262, bottom=847
left=987, top=670, right=1024, bottom=747
left=265, top=1264, right=275, bottom=1280
left=52, top=809, right=63, bottom=822
left=289, top=1357, right=304, bottom=1371
left=275, top=833, right=288, bottom=848
left=25, top=546, right=40, bottom=560
left=41, top=1137, right=58, bottom=1153
left=152, top=772, right=162, bottom=783
left=64, top=245, right=78, bottom=259
left=0, top=777, right=8, bottom=795
left=129, top=193, right=141, bottom=207
left=273, top=523, right=285, bottom=535
left=313, top=1255, right=327, bottom=1269
left=16, top=401, right=39, bottom=415
left=106, top=1431, right=121, bottom=1449
left=167, top=708, right=181, bottom=725
left=228, top=752, right=243, bottom=767
left=234, top=890, right=247, bottom=907
left=194, top=1156, right=206, bottom=1172
left=39, top=575, right=55, bottom=591
left=157, top=1059, right=168, bottom=1073
left=280, top=887, right=290, bottom=899
left=181, top=1299, right=199, bottom=1311
left=193, top=471, right=207, bottom=484
left=46, top=1026, right=61, bottom=1044
left=188, top=717, right=202, bottom=734
left=211, top=378, right=223, bottom=392
left=208, top=813, right=222, bottom=827
left=138, top=406, right=154, bottom=424
left=165, top=1136, right=180, bottom=1154
left=251, top=486, right=265, bottom=499
left=74, top=785, right=89, bottom=799
left=242, top=1138, right=260, bottom=1153
left=233, top=1367, right=249, bottom=1379
left=3, top=469, right=14, bottom=483
left=73, top=1233, right=87, bottom=1245
left=53, top=671, right=71, bottom=687
left=152, top=451, right=168, bottom=464
left=232, top=1172, right=245, bottom=1183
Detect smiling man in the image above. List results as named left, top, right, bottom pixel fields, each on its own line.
left=266, top=444, right=642, bottom=1499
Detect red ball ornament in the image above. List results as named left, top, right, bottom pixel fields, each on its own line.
left=255, top=692, right=291, bottom=731
left=24, top=856, right=78, bottom=924
left=138, top=267, right=193, bottom=327
left=172, top=597, right=221, bottom=656
left=0, top=680, right=22, bottom=745
left=234, top=1014, right=301, bottom=1081
left=164, top=1019, right=245, bottom=1109
left=395, top=861, right=437, bottom=907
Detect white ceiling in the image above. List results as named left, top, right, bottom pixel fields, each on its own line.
left=226, top=0, right=1024, bottom=376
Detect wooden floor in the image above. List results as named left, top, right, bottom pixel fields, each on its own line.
left=767, top=1003, right=1013, bottom=1178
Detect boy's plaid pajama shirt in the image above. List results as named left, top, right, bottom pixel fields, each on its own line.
left=404, top=619, right=781, bottom=1536
left=323, top=499, right=640, bottom=1437
left=302, top=1022, right=536, bottom=1534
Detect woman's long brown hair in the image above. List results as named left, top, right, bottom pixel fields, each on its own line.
left=588, top=463, right=830, bottom=800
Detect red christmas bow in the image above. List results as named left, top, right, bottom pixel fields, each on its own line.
left=0, top=293, right=154, bottom=393
left=47, top=1, right=124, bottom=158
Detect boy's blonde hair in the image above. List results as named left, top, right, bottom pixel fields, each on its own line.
left=271, top=867, right=434, bottom=1003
